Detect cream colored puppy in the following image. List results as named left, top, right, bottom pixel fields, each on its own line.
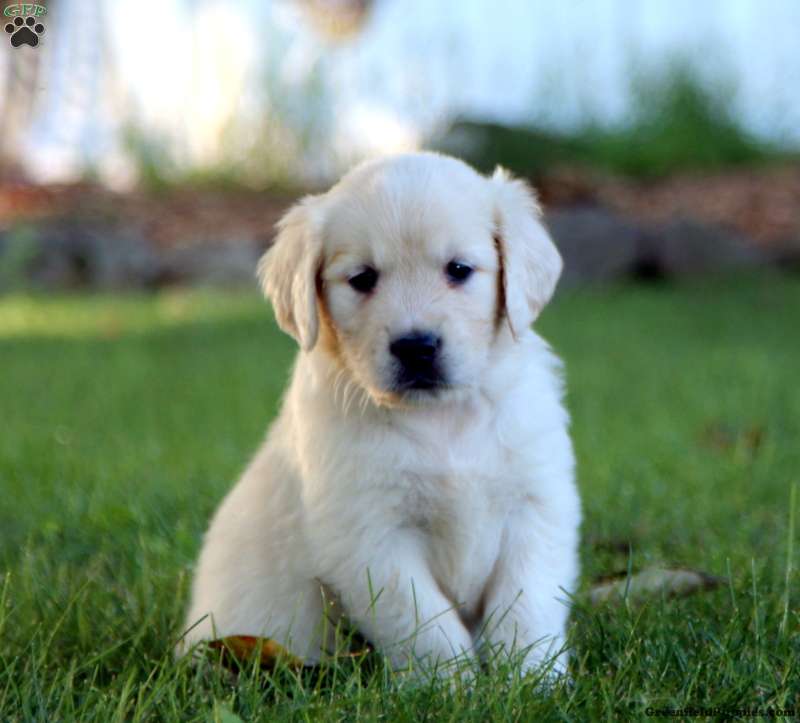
left=179, top=152, right=581, bottom=677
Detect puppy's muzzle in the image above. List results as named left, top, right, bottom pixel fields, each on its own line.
left=389, top=331, right=445, bottom=391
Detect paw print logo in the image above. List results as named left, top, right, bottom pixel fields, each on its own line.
left=4, top=16, right=45, bottom=48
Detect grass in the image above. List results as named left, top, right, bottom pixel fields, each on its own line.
left=435, top=64, right=793, bottom=180
left=1, top=273, right=799, bottom=720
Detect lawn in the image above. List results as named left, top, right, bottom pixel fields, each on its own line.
left=1, top=272, right=798, bottom=720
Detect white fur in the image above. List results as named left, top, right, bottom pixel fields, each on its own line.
left=179, top=152, right=581, bottom=677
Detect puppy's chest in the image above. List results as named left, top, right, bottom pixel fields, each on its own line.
left=399, top=415, right=524, bottom=516
left=399, top=441, right=519, bottom=602
left=403, top=459, right=509, bottom=529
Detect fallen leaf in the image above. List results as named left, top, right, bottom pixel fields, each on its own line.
left=207, top=635, right=371, bottom=671
left=589, top=568, right=724, bottom=605
left=701, top=422, right=765, bottom=456
left=207, top=636, right=304, bottom=670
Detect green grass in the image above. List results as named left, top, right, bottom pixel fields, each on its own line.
left=1, top=274, right=799, bottom=720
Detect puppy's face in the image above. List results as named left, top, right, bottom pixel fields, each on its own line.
left=260, top=153, right=562, bottom=408
left=320, top=161, right=500, bottom=405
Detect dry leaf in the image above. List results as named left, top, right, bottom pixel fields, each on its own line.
left=589, top=568, right=723, bottom=605
left=701, top=422, right=765, bottom=455
left=207, top=636, right=305, bottom=670
left=207, top=635, right=371, bottom=671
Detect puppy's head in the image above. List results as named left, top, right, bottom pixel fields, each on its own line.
left=258, top=153, right=561, bottom=407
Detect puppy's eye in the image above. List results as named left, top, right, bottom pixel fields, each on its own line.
left=445, top=260, right=473, bottom=285
left=348, top=267, right=379, bottom=294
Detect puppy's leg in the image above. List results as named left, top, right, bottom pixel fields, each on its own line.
left=480, top=501, right=579, bottom=677
left=180, top=569, right=333, bottom=662
left=324, top=531, right=474, bottom=675
left=178, top=450, right=337, bottom=662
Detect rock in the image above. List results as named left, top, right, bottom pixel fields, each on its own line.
left=157, top=240, right=262, bottom=286
left=545, top=206, right=642, bottom=285
left=88, top=229, right=162, bottom=289
left=771, top=238, right=800, bottom=270
left=21, top=222, right=160, bottom=290
left=639, top=219, right=771, bottom=279
left=0, top=221, right=263, bottom=291
left=546, top=205, right=770, bottom=285
left=0, top=202, right=781, bottom=293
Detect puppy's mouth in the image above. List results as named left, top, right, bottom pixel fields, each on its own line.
left=369, top=372, right=462, bottom=409
left=396, top=376, right=445, bottom=393
left=392, top=367, right=450, bottom=395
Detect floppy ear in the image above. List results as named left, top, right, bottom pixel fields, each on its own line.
left=491, top=167, right=563, bottom=338
left=257, top=196, right=324, bottom=351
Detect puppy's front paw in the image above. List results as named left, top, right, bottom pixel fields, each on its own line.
left=390, top=653, right=478, bottom=693
left=515, top=650, right=575, bottom=693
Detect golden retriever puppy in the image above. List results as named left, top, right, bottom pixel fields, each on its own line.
left=179, top=152, right=580, bottom=678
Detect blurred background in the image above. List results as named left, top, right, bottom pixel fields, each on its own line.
left=1, top=0, right=800, bottom=290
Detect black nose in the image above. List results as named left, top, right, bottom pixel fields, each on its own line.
left=389, top=331, right=441, bottom=366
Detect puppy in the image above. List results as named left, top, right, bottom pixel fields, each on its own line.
left=179, top=152, right=581, bottom=677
